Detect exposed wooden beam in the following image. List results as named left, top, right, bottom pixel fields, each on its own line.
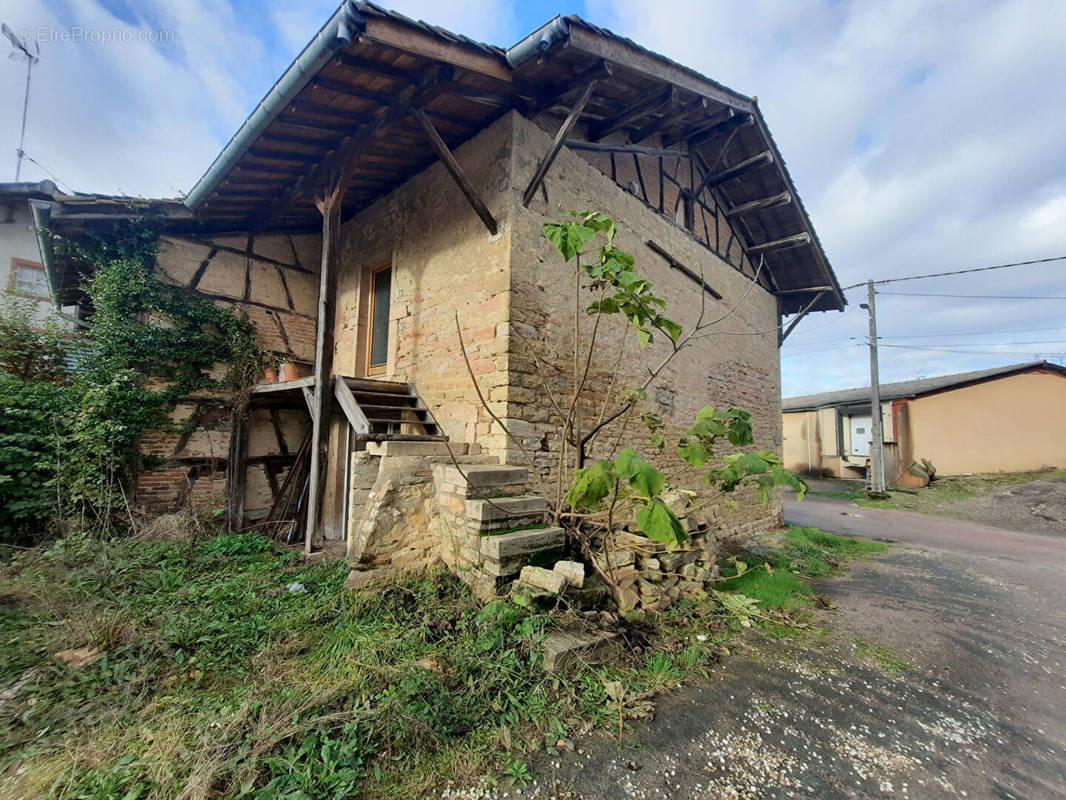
left=525, top=60, right=612, bottom=116
left=437, top=81, right=513, bottom=108
left=748, top=232, right=811, bottom=255
left=252, top=67, right=450, bottom=232
left=247, top=148, right=320, bottom=164
left=588, top=85, right=676, bottom=142
left=774, top=285, right=833, bottom=295
left=288, top=99, right=373, bottom=124
left=523, top=76, right=603, bottom=207
left=632, top=96, right=707, bottom=144
left=564, top=140, right=688, bottom=158
left=662, top=108, right=732, bottom=148
left=310, top=76, right=393, bottom=106
left=276, top=114, right=359, bottom=136
left=260, top=132, right=342, bottom=150
left=334, top=52, right=412, bottom=82
left=646, top=240, right=723, bottom=300
left=304, top=178, right=344, bottom=553
left=362, top=15, right=512, bottom=83
left=689, top=112, right=753, bottom=148
left=779, top=291, right=827, bottom=345
left=725, top=191, right=792, bottom=218
left=693, top=150, right=774, bottom=198
left=412, top=108, right=498, bottom=235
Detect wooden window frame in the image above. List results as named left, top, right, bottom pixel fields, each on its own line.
left=9, top=258, right=50, bottom=301
left=364, top=262, right=392, bottom=377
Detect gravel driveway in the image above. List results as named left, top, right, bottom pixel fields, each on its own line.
left=493, top=500, right=1066, bottom=800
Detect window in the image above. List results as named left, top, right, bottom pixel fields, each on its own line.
left=14, top=261, right=49, bottom=297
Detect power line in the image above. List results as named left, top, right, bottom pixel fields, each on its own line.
left=784, top=325, right=1066, bottom=349
left=841, top=254, right=1066, bottom=290
left=879, top=343, right=1066, bottom=356
left=878, top=291, right=1066, bottom=300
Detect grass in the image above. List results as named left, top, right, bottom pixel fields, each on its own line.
left=854, top=640, right=913, bottom=673
left=810, top=469, right=1066, bottom=516
left=0, top=523, right=886, bottom=799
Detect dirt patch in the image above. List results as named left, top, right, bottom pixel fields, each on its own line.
left=939, top=477, right=1066, bottom=534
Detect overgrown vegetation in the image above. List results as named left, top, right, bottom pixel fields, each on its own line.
left=0, top=215, right=263, bottom=542
left=0, top=524, right=884, bottom=799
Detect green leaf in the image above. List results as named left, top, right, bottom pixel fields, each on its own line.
left=542, top=222, right=597, bottom=261
left=635, top=498, right=687, bottom=546
left=615, top=447, right=664, bottom=499
left=677, top=441, right=709, bottom=467
left=566, top=460, right=617, bottom=510
left=657, top=315, right=683, bottom=343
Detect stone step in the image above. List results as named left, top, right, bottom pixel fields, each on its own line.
left=465, top=494, right=548, bottom=524
left=366, top=440, right=471, bottom=457
left=479, top=526, right=565, bottom=561
left=439, top=464, right=528, bottom=488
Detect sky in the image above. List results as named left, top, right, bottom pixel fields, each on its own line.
left=1, top=0, right=1064, bottom=397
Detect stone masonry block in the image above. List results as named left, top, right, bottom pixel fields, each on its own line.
left=543, top=630, right=622, bottom=672
left=441, top=464, right=528, bottom=489
left=520, top=566, right=567, bottom=594
left=479, top=526, right=565, bottom=561
left=465, top=495, right=548, bottom=523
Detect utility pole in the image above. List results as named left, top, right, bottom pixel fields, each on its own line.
left=3, top=24, right=40, bottom=182
left=862, top=279, right=887, bottom=496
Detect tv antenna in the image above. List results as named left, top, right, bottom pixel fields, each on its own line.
left=3, top=23, right=40, bottom=182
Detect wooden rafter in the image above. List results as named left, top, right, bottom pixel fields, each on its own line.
left=522, top=72, right=606, bottom=207
left=725, top=191, right=792, bottom=218
left=631, top=96, right=707, bottom=144
left=564, top=140, right=688, bottom=158
left=779, top=291, right=827, bottom=345
left=526, top=60, right=612, bottom=116
left=588, top=84, right=676, bottom=141
left=663, top=108, right=733, bottom=147
left=692, top=150, right=774, bottom=197
left=748, top=232, right=811, bottom=255
left=412, top=107, right=498, bottom=235
left=251, top=66, right=451, bottom=232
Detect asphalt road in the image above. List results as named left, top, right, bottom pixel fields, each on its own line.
left=501, top=496, right=1066, bottom=800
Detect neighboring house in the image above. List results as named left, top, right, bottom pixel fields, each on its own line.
left=0, top=180, right=76, bottom=329
left=782, top=361, right=1066, bottom=480
left=34, top=3, right=844, bottom=573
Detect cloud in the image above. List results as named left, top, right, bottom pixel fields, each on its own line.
left=588, top=0, right=1066, bottom=394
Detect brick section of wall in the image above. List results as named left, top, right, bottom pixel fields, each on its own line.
left=135, top=232, right=321, bottom=517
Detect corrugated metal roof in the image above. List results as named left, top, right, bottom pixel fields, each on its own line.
left=782, top=361, right=1066, bottom=411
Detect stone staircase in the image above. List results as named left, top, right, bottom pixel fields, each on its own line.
left=434, top=464, right=571, bottom=599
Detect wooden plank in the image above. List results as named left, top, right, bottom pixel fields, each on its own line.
left=725, top=191, right=792, bottom=218
left=411, top=107, right=498, bottom=235
left=588, top=85, right=676, bottom=141
left=333, top=376, right=371, bottom=435
left=310, top=76, right=393, bottom=106
left=564, top=140, right=687, bottom=158
left=522, top=77, right=602, bottom=207
left=747, top=232, right=811, bottom=255
left=566, top=25, right=753, bottom=114
left=334, top=52, right=413, bottom=82
left=252, top=376, right=316, bottom=394
left=344, top=377, right=411, bottom=394
left=305, top=185, right=343, bottom=552
left=362, top=15, right=512, bottom=84
left=662, top=108, right=734, bottom=148
left=301, top=386, right=314, bottom=412
left=646, top=240, right=723, bottom=300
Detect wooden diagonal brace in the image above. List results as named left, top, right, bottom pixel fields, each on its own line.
left=522, top=78, right=602, bottom=207
left=779, top=291, right=826, bottom=345
left=412, top=107, right=498, bottom=235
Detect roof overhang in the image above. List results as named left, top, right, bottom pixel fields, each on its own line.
left=181, top=2, right=844, bottom=312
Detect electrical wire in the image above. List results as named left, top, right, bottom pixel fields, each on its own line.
left=877, top=291, right=1066, bottom=300
left=840, top=254, right=1066, bottom=290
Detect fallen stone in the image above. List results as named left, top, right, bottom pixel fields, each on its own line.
left=53, top=646, right=101, bottom=669
left=565, top=574, right=612, bottom=610
left=520, top=565, right=567, bottom=594
left=553, top=560, right=585, bottom=588
left=592, top=548, right=636, bottom=571
left=677, top=580, right=705, bottom=595
left=542, top=630, right=622, bottom=672
left=659, top=549, right=699, bottom=571
left=616, top=585, right=640, bottom=613
left=480, top=527, right=565, bottom=560
left=343, top=567, right=393, bottom=590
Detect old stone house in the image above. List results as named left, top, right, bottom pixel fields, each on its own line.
left=34, top=3, right=843, bottom=594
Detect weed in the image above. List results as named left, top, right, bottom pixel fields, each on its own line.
left=501, top=759, right=532, bottom=786
left=854, top=640, right=913, bottom=673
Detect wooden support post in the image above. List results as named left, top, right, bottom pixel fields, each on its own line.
left=747, top=232, right=811, bottom=255
left=412, top=107, right=498, bottom=235
left=304, top=179, right=344, bottom=553
left=522, top=76, right=603, bottom=207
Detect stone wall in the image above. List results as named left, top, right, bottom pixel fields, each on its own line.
left=504, top=112, right=784, bottom=532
